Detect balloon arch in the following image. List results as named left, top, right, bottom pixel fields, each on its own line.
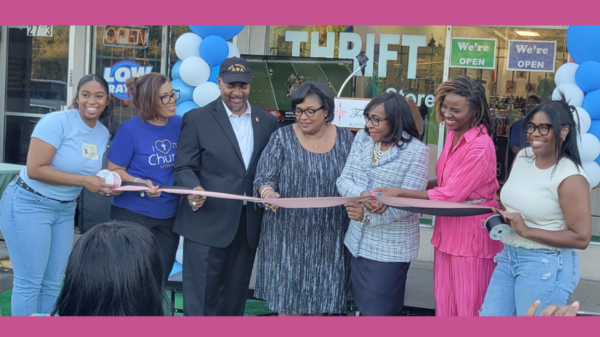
left=554, top=26, right=600, bottom=187
left=170, top=25, right=244, bottom=117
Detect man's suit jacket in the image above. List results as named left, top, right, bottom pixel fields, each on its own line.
left=173, top=98, right=278, bottom=249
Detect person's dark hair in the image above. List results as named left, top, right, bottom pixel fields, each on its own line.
left=521, top=95, right=582, bottom=175
left=434, top=75, right=494, bottom=135
left=71, top=74, right=114, bottom=119
left=126, top=73, right=169, bottom=121
left=291, top=81, right=335, bottom=122
left=528, top=95, right=541, bottom=104
left=363, top=92, right=420, bottom=147
left=51, top=221, right=168, bottom=316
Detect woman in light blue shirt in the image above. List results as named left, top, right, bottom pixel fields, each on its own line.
left=337, top=92, right=430, bottom=316
left=0, top=74, right=115, bottom=316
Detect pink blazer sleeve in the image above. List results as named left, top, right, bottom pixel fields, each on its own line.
left=428, top=141, right=497, bottom=203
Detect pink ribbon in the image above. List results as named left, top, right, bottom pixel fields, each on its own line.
left=113, top=185, right=495, bottom=216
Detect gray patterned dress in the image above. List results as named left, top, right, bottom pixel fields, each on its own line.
left=253, top=124, right=354, bottom=314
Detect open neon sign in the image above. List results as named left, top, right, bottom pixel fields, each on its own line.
left=103, top=26, right=150, bottom=49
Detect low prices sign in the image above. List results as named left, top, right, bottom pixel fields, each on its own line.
left=103, top=26, right=150, bottom=49
left=507, top=40, right=557, bottom=72
left=333, top=98, right=370, bottom=129
left=450, top=37, right=497, bottom=69
left=103, top=60, right=153, bottom=100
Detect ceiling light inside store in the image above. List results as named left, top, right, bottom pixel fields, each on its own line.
left=515, top=30, right=541, bottom=37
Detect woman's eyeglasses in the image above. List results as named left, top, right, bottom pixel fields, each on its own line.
left=364, top=115, right=388, bottom=127
left=294, top=107, right=323, bottom=117
left=525, top=122, right=553, bottom=136
left=160, top=90, right=180, bottom=105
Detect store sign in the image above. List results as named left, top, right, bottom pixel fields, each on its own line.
left=385, top=88, right=436, bottom=108
left=450, top=37, right=497, bottom=69
left=285, top=31, right=426, bottom=79
left=103, top=61, right=154, bottom=100
left=333, top=98, right=370, bottom=128
left=507, top=40, right=557, bottom=73
left=103, top=26, right=150, bottom=49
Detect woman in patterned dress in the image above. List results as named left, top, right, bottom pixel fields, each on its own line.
left=253, top=81, right=354, bottom=315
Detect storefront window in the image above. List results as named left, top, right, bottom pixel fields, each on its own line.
left=450, top=26, right=568, bottom=184
left=93, top=25, right=164, bottom=136
left=168, top=26, right=192, bottom=79
left=445, top=27, right=600, bottom=239
left=267, top=25, right=447, bottom=225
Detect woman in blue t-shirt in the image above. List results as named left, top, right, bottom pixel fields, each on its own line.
left=107, top=73, right=181, bottom=285
left=0, top=74, right=114, bottom=316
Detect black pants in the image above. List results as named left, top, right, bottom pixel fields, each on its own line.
left=110, top=205, right=180, bottom=286
left=182, top=207, right=256, bottom=316
left=351, top=255, right=411, bottom=316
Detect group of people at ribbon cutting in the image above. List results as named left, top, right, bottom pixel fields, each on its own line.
left=0, top=56, right=591, bottom=317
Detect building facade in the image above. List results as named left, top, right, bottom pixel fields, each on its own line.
left=2, top=25, right=600, bottom=280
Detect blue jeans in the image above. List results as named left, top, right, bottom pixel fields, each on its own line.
left=0, top=181, right=76, bottom=316
left=480, top=245, right=579, bottom=316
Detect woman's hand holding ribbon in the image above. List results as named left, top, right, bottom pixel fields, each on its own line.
left=345, top=201, right=365, bottom=221
left=260, top=185, right=280, bottom=212
left=502, top=210, right=529, bottom=238
left=361, top=190, right=388, bottom=214
left=139, top=179, right=161, bottom=198
left=84, top=176, right=117, bottom=196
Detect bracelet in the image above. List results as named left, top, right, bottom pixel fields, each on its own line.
left=133, top=178, right=140, bottom=183
left=358, top=207, right=370, bottom=225
left=260, top=187, right=274, bottom=198
left=261, top=189, right=273, bottom=199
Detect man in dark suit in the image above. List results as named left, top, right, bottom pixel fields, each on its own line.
left=173, top=57, right=278, bottom=316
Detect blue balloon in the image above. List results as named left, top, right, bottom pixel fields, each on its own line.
left=209, top=65, right=220, bottom=84
left=200, top=35, right=229, bottom=66
left=176, top=101, right=199, bottom=116
left=171, top=61, right=182, bottom=80
left=588, top=120, right=600, bottom=140
left=567, top=26, right=600, bottom=64
left=188, top=26, right=244, bottom=40
left=583, top=90, right=600, bottom=120
left=575, top=61, right=600, bottom=93
left=170, top=79, right=195, bottom=103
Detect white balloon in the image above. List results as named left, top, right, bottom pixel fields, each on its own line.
left=227, top=41, right=241, bottom=58
left=193, top=82, right=221, bottom=107
left=180, top=56, right=210, bottom=87
left=575, top=107, right=592, bottom=134
left=175, top=33, right=202, bottom=60
left=582, top=161, right=600, bottom=188
left=552, top=83, right=584, bottom=107
left=554, top=63, right=579, bottom=87
left=579, top=133, right=600, bottom=162
left=175, top=237, right=184, bottom=265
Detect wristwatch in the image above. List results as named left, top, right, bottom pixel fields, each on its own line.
left=133, top=178, right=140, bottom=183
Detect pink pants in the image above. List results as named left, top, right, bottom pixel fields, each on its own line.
left=433, top=248, right=496, bottom=316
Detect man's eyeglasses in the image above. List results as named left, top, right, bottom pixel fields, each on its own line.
left=364, top=115, right=388, bottom=127
left=160, top=90, right=180, bottom=105
left=525, top=122, right=553, bottom=136
left=294, top=107, right=323, bottom=117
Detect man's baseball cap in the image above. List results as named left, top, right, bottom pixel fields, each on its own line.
left=219, top=57, right=252, bottom=84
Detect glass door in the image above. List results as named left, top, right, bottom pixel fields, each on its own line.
left=3, top=26, right=70, bottom=164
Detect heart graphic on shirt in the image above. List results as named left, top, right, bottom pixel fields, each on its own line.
left=155, top=139, right=172, bottom=154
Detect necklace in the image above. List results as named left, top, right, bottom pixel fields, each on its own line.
left=303, top=128, right=327, bottom=148
left=372, top=142, right=389, bottom=162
